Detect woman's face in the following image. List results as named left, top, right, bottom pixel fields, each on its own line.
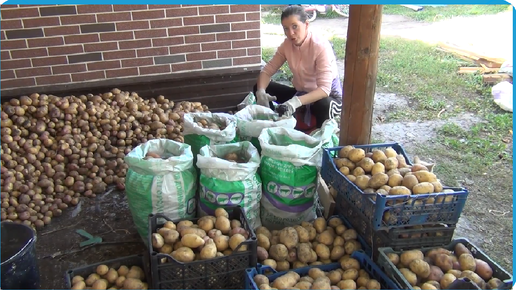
left=281, top=15, right=308, bottom=46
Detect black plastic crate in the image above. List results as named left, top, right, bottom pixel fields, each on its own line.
left=65, top=255, right=149, bottom=289
left=336, top=193, right=455, bottom=260
left=245, top=251, right=400, bottom=289
left=377, top=238, right=513, bottom=290
left=147, top=205, right=257, bottom=289
left=321, top=143, right=469, bottom=231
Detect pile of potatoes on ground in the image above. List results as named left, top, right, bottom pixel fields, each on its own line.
left=70, top=264, right=147, bottom=290
left=151, top=208, right=251, bottom=263
left=0, top=89, right=209, bottom=230
left=255, top=217, right=363, bottom=272
left=385, top=242, right=504, bottom=290
left=253, top=259, right=383, bottom=290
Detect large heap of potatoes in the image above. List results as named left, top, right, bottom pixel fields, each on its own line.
left=70, top=263, right=147, bottom=290
left=255, top=217, right=363, bottom=272
left=151, top=208, right=251, bottom=263
left=1, top=89, right=209, bottom=230
left=384, top=243, right=504, bottom=290
left=253, top=258, right=383, bottom=290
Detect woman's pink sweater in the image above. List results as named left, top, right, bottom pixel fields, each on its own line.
left=261, top=30, right=340, bottom=96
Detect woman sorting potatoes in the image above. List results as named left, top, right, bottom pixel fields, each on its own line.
left=253, top=5, right=343, bottom=132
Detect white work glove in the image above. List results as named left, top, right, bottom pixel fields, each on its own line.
left=256, top=89, right=277, bottom=107
left=276, top=96, right=302, bottom=118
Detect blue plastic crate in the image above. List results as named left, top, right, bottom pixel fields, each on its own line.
left=245, top=251, right=400, bottom=290
left=377, top=238, right=513, bottom=290
left=321, top=142, right=469, bottom=231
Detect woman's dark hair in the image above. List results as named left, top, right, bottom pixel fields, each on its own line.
left=281, top=5, right=308, bottom=22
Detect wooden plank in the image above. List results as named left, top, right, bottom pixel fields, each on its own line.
left=458, top=67, right=499, bottom=74
left=339, top=5, right=383, bottom=146
left=482, top=74, right=512, bottom=84
left=317, top=174, right=335, bottom=219
left=438, top=42, right=505, bottom=68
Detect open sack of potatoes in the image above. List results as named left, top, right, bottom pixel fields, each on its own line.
left=151, top=208, right=252, bottom=263
left=182, top=113, right=238, bottom=162
left=196, top=141, right=262, bottom=229
left=233, top=105, right=296, bottom=153
left=124, top=139, right=198, bottom=245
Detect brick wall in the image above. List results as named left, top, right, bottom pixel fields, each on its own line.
left=0, top=4, right=262, bottom=94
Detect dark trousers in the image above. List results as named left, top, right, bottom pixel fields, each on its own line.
left=253, top=82, right=342, bottom=128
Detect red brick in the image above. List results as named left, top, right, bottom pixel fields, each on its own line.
left=233, top=56, right=261, bottom=66
left=100, top=31, right=133, bottom=42
left=172, top=61, right=201, bottom=72
left=247, top=47, right=261, bottom=56
left=218, top=48, right=246, bottom=58
left=1, top=70, right=15, bottom=79
left=148, top=5, right=180, bottom=9
left=134, top=29, right=167, bottom=39
left=216, top=13, right=245, bottom=23
left=103, top=49, right=135, bottom=60
left=1, top=31, right=4, bottom=40
left=247, top=30, right=261, bottom=39
left=1, top=39, right=27, bottom=50
left=169, top=44, right=200, bottom=54
left=116, top=20, right=149, bottom=31
left=28, top=36, right=64, bottom=48
left=168, top=26, right=199, bottom=37
left=16, top=67, right=52, bottom=78
left=65, top=33, right=99, bottom=44
left=132, top=9, right=164, bottom=20
left=136, top=47, right=168, bottom=57
left=48, top=44, right=84, bottom=55
left=201, top=41, right=231, bottom=51
left=44, top=25, right=80, bottom=36
left=77, top=5, right=113, bottom=14
left=183, top=15, right=213, bottom=26
left=230, top=5, right=259, bottom=13
left=105, top=67, right=138, bottom=78
left=185, top=34, right=215, bottom=44
left=36, top=74, right=71, bottom=86
left=0, top=5, right=19, bottom=8
left=96, top=12, right=131, bottom=22
left=1, top=7, right=40, bottom=19
left=87, top=60, right=121, bottom=71
left=152, top=36, right=183, bottom=47
left=1, top=78, right=36, bottom=89
left=11, top=48, right=48, bottom=59
left=246, top=12, right=261, bottom=21
left=1, top=19, right=22, bottom=29
left=32, top=56, right=67, bottom=67
left=166, top=7, right=197, bottom=17
left=119, top=39, right=151, bottom=50
left=232, top=39, right=260, bottom=49
left=217, top=31, right=245, bottom=41
left=1, top=51, right=11, bottom=60
left=72, top=71, right=105, bottom=82
left=2, top=59, right=31, bottom=70
left=150, top=18, right=182, bottom=28
left=231, top=21, right=260, bottom=31
left=113, top=5, right=148, bottom=11
left=60, top=14, right=96, bottom=25
left=186, top=51, right=216, bottom=61
left=199, top=5, right=229, bottom=15
left=52, top=63, right=86, bottom=74
left=122, top=57, right=153, bottom=67
left=23, top=16, right=60, bottom=28
left=139, top=64, right=170, bottom=75
left=84, top=41, right=118, bottom=52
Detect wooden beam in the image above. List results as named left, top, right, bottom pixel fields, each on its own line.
left=339, top=5, right=383, bottom=146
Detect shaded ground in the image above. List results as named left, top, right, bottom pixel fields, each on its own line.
left=35, top=190, right=146, bottom=289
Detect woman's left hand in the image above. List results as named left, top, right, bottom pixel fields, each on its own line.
left=276, top=96, right=302, bottom=117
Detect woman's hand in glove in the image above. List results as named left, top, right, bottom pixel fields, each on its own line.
left=276, top=96, right=302, bottom=117
left=256, top=89, right=277, bottom=107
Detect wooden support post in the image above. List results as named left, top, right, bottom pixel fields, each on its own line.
left=339, top=5, right=383, bottom=146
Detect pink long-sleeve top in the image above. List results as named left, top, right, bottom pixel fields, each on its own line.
left=261, top=31, right=340, bottom=96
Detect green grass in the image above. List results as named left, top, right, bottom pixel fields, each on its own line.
left=261, top=9, right=344, bottom=25
left=382, top=4, right=511, bottom=22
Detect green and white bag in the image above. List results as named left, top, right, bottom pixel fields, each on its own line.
left=258, top=127, right=323, bottom=230
left=234, top=105, right=296, bottom=153
left=124, top=139, right=197, bottom=245
left=310, top=119, right=340, bottom=149
left=196, top=141, right=262, bottom=229
left=183, top=112, right=238, bottom=164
